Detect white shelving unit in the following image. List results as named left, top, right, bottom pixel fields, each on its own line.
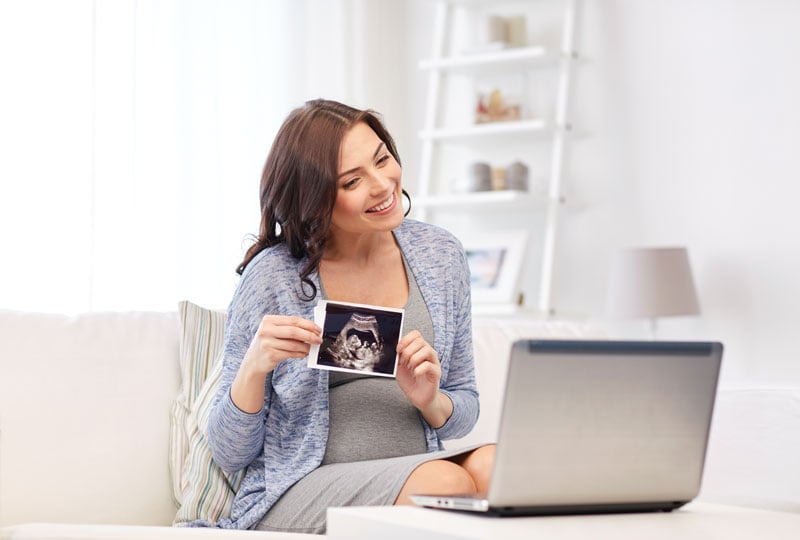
left=414, top=0, right=579, bottom=317
left=418, top=45, right=553, bottom=71
left=416, top=189, right=545, bottom=210
left=420, top=118, right=549, bottom=140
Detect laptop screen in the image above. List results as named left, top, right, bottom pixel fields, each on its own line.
left=489, top=340, right=722, bottom=509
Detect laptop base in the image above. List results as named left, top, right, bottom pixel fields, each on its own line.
left=411, top=494, right=688, bottom=517
left=482, top=500, right=688, bottom=517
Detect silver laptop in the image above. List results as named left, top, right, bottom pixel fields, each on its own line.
left=411, top=339, right=723, bottom=516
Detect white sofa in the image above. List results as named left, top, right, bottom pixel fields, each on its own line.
left=1, top=306, right=798, bottom=539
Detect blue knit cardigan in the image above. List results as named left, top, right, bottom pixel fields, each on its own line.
left=207, top=218, right=479, bottom=529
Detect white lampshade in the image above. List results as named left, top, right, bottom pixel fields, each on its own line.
left=606, top=246, right=701, bottom=319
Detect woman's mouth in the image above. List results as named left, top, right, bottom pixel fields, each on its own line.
left=366, top=191, right=396, bottom=214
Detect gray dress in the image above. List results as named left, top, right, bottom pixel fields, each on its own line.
left=255, top=259, right=480, bottom=534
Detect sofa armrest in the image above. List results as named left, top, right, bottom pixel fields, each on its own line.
left=0, top=310, right=180, bottom=526
left=699, top=385, right=800, bottom=512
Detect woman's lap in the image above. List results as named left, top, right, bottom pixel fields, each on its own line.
left=254, top=444, right=485, bottom=535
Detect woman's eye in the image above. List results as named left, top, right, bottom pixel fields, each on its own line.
left=376, top=155, right=390, bottom=166
left=342, top=178, right=359, bottom=189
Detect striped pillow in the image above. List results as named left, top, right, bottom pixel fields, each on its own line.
left=169, top=301, right=242, bottom=525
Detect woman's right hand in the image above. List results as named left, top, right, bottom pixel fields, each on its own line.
left=231, top=315, right=322, bottom=413
left=243, top=315, right=323, bottom=375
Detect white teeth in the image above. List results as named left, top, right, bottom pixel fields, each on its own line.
left=368, top=192, right=394, bottom=213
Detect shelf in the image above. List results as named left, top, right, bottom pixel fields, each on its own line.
left=420, top=119, right=548, bottom=140
left=415, top=189, right=546, bottom=210
left=417, top=0, right=579, bottom=316
left=419, top=46, right=556, bottom=73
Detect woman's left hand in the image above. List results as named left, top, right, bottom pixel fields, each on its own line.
left=396, top=330, right=453, bottom=429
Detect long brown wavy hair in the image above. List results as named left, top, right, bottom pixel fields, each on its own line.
left=237, top=99, right=404, bottom=300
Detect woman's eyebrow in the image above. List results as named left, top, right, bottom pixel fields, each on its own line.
left=338, top=142, right=386, bottom=179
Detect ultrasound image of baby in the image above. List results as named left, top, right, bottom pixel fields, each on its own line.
left=326, top=313, right=384, bottom=371
left=310, top=301, right=404, bottom=377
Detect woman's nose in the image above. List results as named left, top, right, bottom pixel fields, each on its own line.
left=369, top=170, right=393, bottom=191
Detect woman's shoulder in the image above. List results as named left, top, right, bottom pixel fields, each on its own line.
left=234, top=243, right=306, bottom=305
left=395, top=219, right=467, bottom=282
left=240, top=242, right=299, bottom=282
left=227, top=243, right=310, bottom=329
left=396, top=219, right=463, bottom=252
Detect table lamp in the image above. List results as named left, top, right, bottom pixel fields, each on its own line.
left=606, top=246, right=701, bottom=339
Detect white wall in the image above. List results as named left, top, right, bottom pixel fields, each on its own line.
left=400, top=0, right=800, bottom=386
left=2, top=1, right=796, bottom=386
left=573, top=0, right=800, bottom=386
left=0, top=0, right=404, bottom=314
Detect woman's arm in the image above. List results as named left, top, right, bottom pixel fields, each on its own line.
left=392, top=220, right=481, bottom=441
left=207, top=312, right=267, bottom=474
left=396, top=237, right=479, bottom=437
left=230, top=315, right=322, bottom=413
left=396, top=330, right=453, bottom=429
left=208, top=313, right=322, bottom=474
left=434, top=297, right=479, bottom=440
left=396, top=305, right=479, bottom=438
left=432, top=243, right=480, bottom=440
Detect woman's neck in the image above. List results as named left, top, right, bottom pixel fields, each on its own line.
left=323, top=230, right=397, bottom=265
left=319, top=230, right=407, bottom=307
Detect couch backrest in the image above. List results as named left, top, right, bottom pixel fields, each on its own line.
left=457, top=318, right=800, bottom=512
left=0, top=310, right=180, bottom=527
left=446, top=317, right=607, bottom=449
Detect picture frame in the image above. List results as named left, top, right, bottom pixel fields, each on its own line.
left=463, top=230, right=528, bottom=306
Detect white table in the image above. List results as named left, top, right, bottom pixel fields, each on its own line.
left=326, top=502, right=800, bottom=539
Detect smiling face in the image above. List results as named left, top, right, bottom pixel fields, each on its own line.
left=330, top=121, right=404, bottom=238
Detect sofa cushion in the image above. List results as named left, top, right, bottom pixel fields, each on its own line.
left=0, top=522, right=318, bottom=539
left=170, top=301, right=242, bottom=525
left=0, top=309, right=180, bottom=526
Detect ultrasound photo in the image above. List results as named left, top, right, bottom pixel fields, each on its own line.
left=308, top=300, right=404, bottom=377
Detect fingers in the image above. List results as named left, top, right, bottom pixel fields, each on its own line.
left=255, top=333, right=310, bottom=358
left=406, top=358, right=440, bottom=385
left=397, top=329, right=422, bottom=352
left=397, top=330, right=439, bottom=373
left=395, top=331, right=442, bottom=413
left=245, top=315, right=322, bottom=375
left=257, top=315, right=322, bottom=346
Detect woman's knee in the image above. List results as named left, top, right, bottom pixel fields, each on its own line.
left=459, top=444, right=496, bottom=492
left=395, top=460, right=476, bottom=504
left=416, top=459, right=477, bottom=493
